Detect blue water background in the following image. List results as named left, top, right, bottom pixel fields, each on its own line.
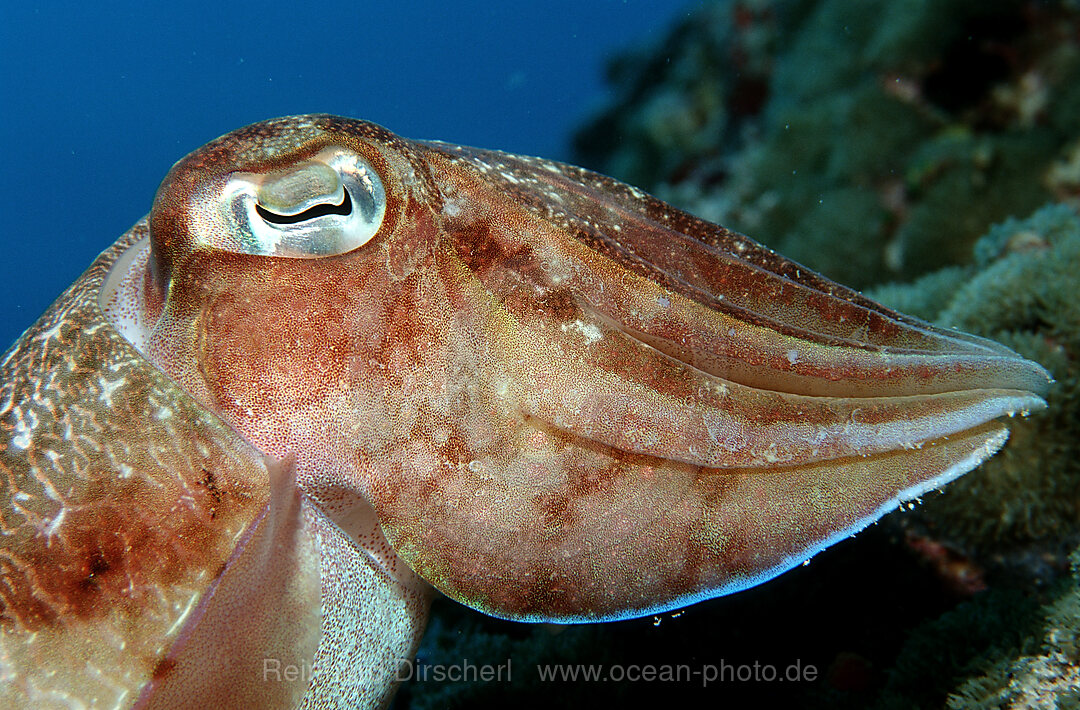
left=0, top=2, right=693, bottom=348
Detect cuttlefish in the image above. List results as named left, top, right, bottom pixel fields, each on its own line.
left=0, top=115, right=1051, bottom=708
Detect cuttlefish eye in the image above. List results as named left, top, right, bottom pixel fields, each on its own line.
left=218, top=147, right=386, bottom=258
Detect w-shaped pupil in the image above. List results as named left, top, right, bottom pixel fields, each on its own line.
left=256, top=189, right=353, bottom=225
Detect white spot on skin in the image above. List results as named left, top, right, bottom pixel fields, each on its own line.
left=442, top=197, right=464, bottom=217
left=787, top=349, right=800, bottom=365
left=11, top=409, right=32, bottom=450
left=99, top=377, right=125, bottom=407
left=561, top=320, right=603, bottom=345
left=30, top=465, right=64, bottom=502
left=44, top=506, right=67, bottom=543
left=657, top=295, right=671, bottom=308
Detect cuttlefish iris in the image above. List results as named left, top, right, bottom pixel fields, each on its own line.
left=0, top=115, right=1051, bottom=708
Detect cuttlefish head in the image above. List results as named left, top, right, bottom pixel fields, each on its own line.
left=114, top=114, right=1051, bottom=625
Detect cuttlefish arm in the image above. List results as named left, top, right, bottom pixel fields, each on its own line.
left=1, top=214, right=427, bottom=703
left=0, top=223, right=319, bottom=707
left=126, top=115, right=1047, bottom=626
left=369, top=141, right=1051, bottom=620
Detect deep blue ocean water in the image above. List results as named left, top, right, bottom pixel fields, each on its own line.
left=0, top=1, right=693, bottom=348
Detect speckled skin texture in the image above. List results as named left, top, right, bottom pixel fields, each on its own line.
left=0, top=115, right=1052, bottom=707
left=0, top=224, right=321, bottom=708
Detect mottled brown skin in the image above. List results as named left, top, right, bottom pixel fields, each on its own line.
left=0, top=226, right=322, bottom=707
left=0, top=115, right=1051, bottom=707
